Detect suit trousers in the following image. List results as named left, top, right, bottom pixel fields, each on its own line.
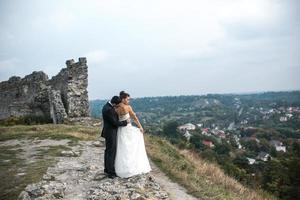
left=104, top=131, right=117, bottom=174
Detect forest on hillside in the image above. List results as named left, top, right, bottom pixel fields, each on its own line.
left=90, top=91, right=300, bottom=199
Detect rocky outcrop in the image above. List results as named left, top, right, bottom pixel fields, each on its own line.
left=17, top=140, right=169, bottom=200
left=0, top=58, right=90, bottom=123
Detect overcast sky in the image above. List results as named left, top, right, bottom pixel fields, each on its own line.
left=0, top=0, right=299, bottom=100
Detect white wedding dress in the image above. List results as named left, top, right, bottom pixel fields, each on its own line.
left=115, top=113, right=151, bottom=178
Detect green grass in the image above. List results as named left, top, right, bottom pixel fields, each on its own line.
left=0, top=144, right=54, bottom=200
left=145, top=134, right=276, bottom=200
left=0, top=144, right=75, bottom=200
left=0, top=145, right=77, bottom=200
left=0, top=124, right=100, bottom=200
left=0, top=145, right=25, bottom=200
left=36, top=145, right=73, bottom=157
left=0, top=124, right=99, bottom=141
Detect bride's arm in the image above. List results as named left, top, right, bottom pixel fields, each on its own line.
left=128, top=106, right=144, bottom=132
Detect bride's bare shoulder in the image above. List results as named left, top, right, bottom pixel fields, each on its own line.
left=119, top=104, right=133, bottom=112
left=125, top=104, right=133, bottom=110
left=115, top=103, right=125, bottom=113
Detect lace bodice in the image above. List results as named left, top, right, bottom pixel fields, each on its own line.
left=119, top=113, right=130, bottom=121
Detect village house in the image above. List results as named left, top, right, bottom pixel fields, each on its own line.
left=240, top=119, right=248, bottom=125
left=227, top=122, right=236, bottom=130
left=183, top=130, right=192, bottom=141
left=202, top=140, right=215, bottom=148
left=233, top=135, right=243, bottom=149
left=201, top=128, right=211, bottom=136
left=246, top=157, right=256, bottom=165
left=178, top=123, right=196, bottom=131
left=197, top=123, right=203, bottom=128
left=280, top=116, right=288, bottom=122
left=216, top=130, right=226, bottom=139
left=263, top=115, right=270, bottom=120
left=270, top=140, right=286, bottom=152
left=243, top=136, right=260, bottom=143
left=211, top=130, right=226, bottom=139
left=257, top=152, right=271, bottom=161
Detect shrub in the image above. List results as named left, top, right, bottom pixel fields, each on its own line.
left=0, top=115, right=52, bottom=126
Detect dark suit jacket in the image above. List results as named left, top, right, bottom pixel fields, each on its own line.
left=101, top=102, right=127, bottom=138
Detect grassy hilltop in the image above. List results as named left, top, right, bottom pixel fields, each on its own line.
left=0, top=124, right=275, bottom=200
left=0, top=124, right=98, bottom=200
left=145, top=134, right=275, bottom=200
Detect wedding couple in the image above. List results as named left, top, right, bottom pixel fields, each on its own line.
left=101, top=91, right=151, bottom=179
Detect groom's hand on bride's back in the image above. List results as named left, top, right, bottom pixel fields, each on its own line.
left=126, top=119, right=130, bottom=123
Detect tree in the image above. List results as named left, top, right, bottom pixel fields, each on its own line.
left=200, top=149, right=217, bottom=162
left=241, top=140, right=259, bottom=152
left=162, top=121, right=180, bottom=138
left=262, top=160, right=289, bottom=198
left=214, top=143, right=231, bottom=155
left=190, top=134, right=205, bottom=150
left=233, top=156, right=248, bottom=169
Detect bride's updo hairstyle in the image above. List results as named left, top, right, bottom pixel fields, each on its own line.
left=119, top=91, right=130, bottom=100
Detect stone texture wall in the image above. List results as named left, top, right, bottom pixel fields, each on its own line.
left=48, top=89, right=68, bottom=124
left=0, top=57, right=90, bottom=123
left=65, top=57, right=89, bottom=118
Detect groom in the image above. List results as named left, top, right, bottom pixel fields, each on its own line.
left=101, top=96, right=128, bottom=178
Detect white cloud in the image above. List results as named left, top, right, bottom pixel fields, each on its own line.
left=218, top=0, right=281, bottom=23
left=0, top=0, right=299, bottom=98
left=0, top=58, right=23, bottom=81
left=178, top=46, right=217, bottom=60
left=30, top=7, right=76, bottom=31
left=0, top=58, right=19, bottom=69
left=0, top=31, right=15, bottom=40
left=84, top=50, right=110, bottom=64
left=49, top=9, right=76, bottom=30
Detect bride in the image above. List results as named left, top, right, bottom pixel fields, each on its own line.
left=114, top=91, right=151, bottom=178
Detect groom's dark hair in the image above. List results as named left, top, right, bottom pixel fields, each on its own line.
left=111, top=96, right=121, bottom=105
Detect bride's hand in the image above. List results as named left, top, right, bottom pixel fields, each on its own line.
left=139, top=127, right=144, bottom=133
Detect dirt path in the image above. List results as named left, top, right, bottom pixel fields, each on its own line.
left=150, top=161, right=198, bottom=200
left=6, top=139, right=198, bottom=200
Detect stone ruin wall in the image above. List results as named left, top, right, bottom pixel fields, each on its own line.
left=0, top=57, right=90, bottom=123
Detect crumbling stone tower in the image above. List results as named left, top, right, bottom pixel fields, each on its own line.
left=66, top=57, right=90, bottom=118
left=49, top=57, right=90, bottom=121
left=0, top=57, right=90, bottom=124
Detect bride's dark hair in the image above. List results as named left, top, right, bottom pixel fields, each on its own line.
left=119, top=91, right=130, bottom=100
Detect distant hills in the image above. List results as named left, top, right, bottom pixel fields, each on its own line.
left=90, top=90, right=300, bottom=119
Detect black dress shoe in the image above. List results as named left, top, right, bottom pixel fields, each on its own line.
left=112, top=172, right=117, bottom=176
left=104, top=170, right=117, bottom=176
left=107, top=174, right=117, bottom=179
